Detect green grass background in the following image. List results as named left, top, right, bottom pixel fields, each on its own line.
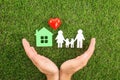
left=0, top=0, right=120, bottom=80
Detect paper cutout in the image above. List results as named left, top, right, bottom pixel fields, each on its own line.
left=75, top=29, right=85, bottom=48
left=65, top=38, right=70, bottom=48
left=70, top=38, right=75, bottom=48
left=48, top=18, right=61, bottom=30
left=35, top=27, right=53, bottom=47
left=55, top=30, right=65, bottom=48
left=55, top=29, right=85, bottom=48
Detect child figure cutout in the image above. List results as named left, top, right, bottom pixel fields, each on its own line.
left=70, top=38, right=75, bottom=48
left=75, top=29, right=85, bottom=48
left=65, top=38, right=70, bottom=48
left=55, top=30, right=65, bottom=48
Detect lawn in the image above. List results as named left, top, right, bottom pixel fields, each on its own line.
left=0, top=0, right=120, bottom=80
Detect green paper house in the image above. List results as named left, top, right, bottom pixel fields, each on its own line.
left=35, top=27, right=53, bottom=47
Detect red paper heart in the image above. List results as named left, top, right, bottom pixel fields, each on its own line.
left=48, top=18, right=61, bottom=30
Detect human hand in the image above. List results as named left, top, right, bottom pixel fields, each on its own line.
left=60, top=38, right=96, bottom=80
left=22, top=39, right=59, bottom=80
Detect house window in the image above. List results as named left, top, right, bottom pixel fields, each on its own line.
left=40, top=36, right=48, bottom=43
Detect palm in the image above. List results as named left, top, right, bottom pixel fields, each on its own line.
left=60, top=38, right=96, bottom=75
left=60, top=59, right=83, bottom=74
left=22, top=39, right=58, bottom=75
left=34, top=55, right=58, bottom=75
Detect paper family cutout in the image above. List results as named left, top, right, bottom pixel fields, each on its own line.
left=55, top=29, right=85, bottom=48
left=35, top=27, right=85, bottom=48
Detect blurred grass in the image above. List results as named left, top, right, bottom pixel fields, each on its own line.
left=0, top=0, right=120, bottom=80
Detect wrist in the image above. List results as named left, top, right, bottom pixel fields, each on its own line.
left=60, top=71, right=72, bottom=80
left=46, top=73, right=59, bottom=80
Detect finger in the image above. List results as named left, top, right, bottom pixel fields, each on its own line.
left=31, top=47, right=38, bottom=55
left=83, top=38, right=96, bottom=60
left=22, top=38, right=37, bottom=60
left=22, top=39, right=44, bottom=69
left=22, top=38, right=30, bottom=49
left=87, top=38, right=96, bottom=53
left=22, top=38, right=31, bottom=53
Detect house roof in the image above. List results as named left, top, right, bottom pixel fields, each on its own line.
left=35, top=27, right=53, bottom=36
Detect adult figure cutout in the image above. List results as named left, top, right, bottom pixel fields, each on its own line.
left=75, top=29, right=85, bottom=48
left=55, top=30, right=65, bottom=48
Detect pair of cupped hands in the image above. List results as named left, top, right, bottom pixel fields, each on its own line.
left=22, top=38, right=96, bottom=80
